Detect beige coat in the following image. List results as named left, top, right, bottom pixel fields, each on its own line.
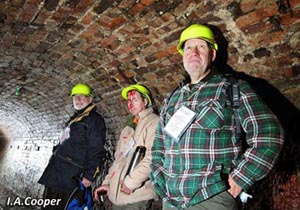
left=102, top=107, right=159, bottom=205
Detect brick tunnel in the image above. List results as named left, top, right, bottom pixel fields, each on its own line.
left=0, top=0, right=300, bottom=210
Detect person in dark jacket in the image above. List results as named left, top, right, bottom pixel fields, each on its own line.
left=38, top=83, right=106, bottom=210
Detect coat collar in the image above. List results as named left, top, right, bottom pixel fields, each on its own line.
left=126, top=107, right=154, bottom=129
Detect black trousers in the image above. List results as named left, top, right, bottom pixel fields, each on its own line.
left=42, top=186, right=70, bottom=210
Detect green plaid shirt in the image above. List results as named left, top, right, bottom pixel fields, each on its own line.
left=150, top=73, right=284, bottom=209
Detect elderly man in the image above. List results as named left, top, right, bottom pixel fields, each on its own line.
left=39, top=83, right=106, bottom=210
left=150, top=24, right=284, bottom=210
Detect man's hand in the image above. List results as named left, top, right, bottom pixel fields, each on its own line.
left=227, top=174, right=242, bottom=198
left=93, top=184, right=109, bottom=201
left=82, top=177, right=92, bottom=188
left=120, top=180, right=133, bottom=195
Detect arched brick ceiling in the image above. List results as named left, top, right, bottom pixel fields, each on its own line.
left=0, top=0, right=300, bottom=142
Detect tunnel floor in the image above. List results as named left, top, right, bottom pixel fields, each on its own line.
left=0, top=184, right=38, bottom=210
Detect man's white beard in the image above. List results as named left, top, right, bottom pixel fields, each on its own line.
left=74, top=102, right=89, bottom=110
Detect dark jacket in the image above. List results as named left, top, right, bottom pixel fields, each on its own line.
left=38, top=104, right=106, bottom=192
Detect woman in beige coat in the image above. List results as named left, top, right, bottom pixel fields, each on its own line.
left=94, top=84, right=159, bottom=210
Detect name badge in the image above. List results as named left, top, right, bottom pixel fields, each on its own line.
left=164, top=106, right=196, bottom=141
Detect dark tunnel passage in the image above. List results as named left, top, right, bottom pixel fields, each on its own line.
left=0, top=128, right=9, bottom=162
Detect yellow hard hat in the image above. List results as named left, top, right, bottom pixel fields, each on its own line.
left=121, top=84, right=152, bottom=106
left=70, top=83, right=92, bottom=97
left=177, top=24, right=218, bottom=55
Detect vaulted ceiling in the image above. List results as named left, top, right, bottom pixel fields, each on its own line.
left=0, top=0, right=299, bottom=141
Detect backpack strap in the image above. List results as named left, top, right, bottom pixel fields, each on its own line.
left=224, top=74, right=241, bottom=136
left=67, top=104, right=96, bottom=127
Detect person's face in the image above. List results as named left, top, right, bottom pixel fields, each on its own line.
left=127, top=90, right=147, bottom=116
left=183, top=38, right=216, bottom=84
left=72, top=95, right=92, bottom=110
